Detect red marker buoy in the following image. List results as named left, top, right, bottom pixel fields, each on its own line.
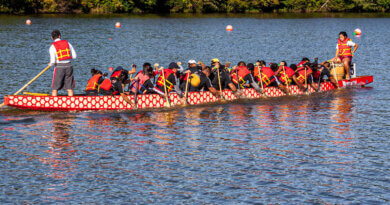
left=26, top=19, right=31, bottom=25
left=115, top=22, right=121, bottom=28
left=226, top=25, right=233, bottom=31
left=109, top=38, right=112, bottom=40
left=109, top=67, right=113, bottom=72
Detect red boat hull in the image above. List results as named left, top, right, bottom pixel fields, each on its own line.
left=3, top=75, right=373, bottom=111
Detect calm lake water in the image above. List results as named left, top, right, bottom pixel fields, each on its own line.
left=1, top=14, right=389, bottom=204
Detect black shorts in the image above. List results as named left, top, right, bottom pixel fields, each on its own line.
left=52, top=63, right=75, bottom=90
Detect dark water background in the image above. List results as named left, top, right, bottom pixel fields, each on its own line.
left=0, top=14, right=389, bottom=204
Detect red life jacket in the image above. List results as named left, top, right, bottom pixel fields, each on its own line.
left=338, top=37, right=352, bottom=57
left=259, top=67, right=275, bottom=87
left=52, top=40, right=72, bottom=61
left=231, top=66, right=251, bottom=88
left=312, top=68, right=322, bottom=79
left=295, top=65, right=313, bottom=84
left=277, top=66, right=295, bottom=84
left=131, top=71, right=150, bottom=93
left=156, top=69, right=175, bottom=92
left=85, top=74, right=102, bottom=91
left=110, top=70, right=122, bottom=79
left=99, top=79, right=112, bottom=91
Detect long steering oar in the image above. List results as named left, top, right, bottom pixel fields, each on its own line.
left=160, top=66, right=171, bottom=108
left=0, top=64, right=51, bottom=108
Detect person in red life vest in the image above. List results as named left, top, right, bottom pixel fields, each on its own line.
left=129, top=63, right=164, bottom=95
left=253, top=61, right=281, bottom=90
left=99, top=66, right=135, bottom=106
left=291, top=61, right=318, bottom=92
left=85, top=69, right=105, bottom=96
left=49, top=29, right=77, bottom=97
left=334, top=31, right=358, bottom=80
left=209, top=58, right=237, bottom=93
left=274, top=61, right=295, bottom=94
left=155, top=62, right=183, bottom=97
left=230, top=61, right=262, bottom=93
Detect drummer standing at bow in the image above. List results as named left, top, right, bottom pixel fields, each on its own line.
left=49, top=29, right=77, bottom=96
left=334, top=31, right=358, bottom=80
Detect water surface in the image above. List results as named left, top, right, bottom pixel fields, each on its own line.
left=0, top=15, right=389, bottom=204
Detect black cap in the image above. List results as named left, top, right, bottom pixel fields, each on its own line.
left=168, top=62, right=178, bottom=69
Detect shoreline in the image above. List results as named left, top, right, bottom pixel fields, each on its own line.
left=2, top=12, right=390, bottom=19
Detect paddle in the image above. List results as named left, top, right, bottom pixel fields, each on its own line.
left=304, top=65, right=309, bottom=94
left=216, top=65, right=225, bottom=100
left=160, top=66, right=171, bottom=107
left=184, top=72, right=190, bottom=105
left=256, top=67, right=267, bottom=97
left=0, top=64, right=51, bottom=108
left=282, top=66, right=291, bottom=95
left=235, top=66, right=241, bottom=91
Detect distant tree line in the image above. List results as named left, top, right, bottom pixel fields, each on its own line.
left=1, top=0, right=390, bottom=14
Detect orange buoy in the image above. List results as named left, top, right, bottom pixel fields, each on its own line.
left=109, top=67, right=113, bottom=72
left=354, top=28, right=362, bottom=35
left=26, top=19, right=31, bottom=25
left=226, top=25, right=233, bottom=31
left=109, top=37, right=112, bottom=40
left=115, top=22, right=121, bottom=28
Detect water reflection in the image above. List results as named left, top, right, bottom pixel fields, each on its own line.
left=40, top=114, right=76, bottom=202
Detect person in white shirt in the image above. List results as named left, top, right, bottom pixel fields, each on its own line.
left=334, top=31, right=358, bottom=80
left=49, top=29, right=77, bottom=96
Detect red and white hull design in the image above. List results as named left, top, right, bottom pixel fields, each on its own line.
left=3, top=75, right=373, bottom=111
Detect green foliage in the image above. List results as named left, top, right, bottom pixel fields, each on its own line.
left=1, top=0, right=389, bottom=13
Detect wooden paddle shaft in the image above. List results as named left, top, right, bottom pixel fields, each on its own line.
left=0, top=64, right=51, bottom=108
left=216, top=66, right=223, bottom=95
left=161, top=68, right=171, bottom=107
left=184, top=72, right=190, bottom=103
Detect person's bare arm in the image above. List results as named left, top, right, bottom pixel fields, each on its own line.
left=352, top=44, right=358, bottom=57
left=292, top=75, right=306, bottom=91
left=209, top=87, right=221, bottom=97
left=120, top=93, right=135, bottom=107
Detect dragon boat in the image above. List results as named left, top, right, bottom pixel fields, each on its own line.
left=3, top=75, right=373, bottom=111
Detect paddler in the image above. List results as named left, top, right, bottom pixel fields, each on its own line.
left=275, top=61, right=295, bottom=93
left=85, top=68, right=104, bottom=96
left=230, top=61, right=262, bottom=93
left=209, top=58, right=238, bottom=93
left=99, top=66, right=135, bottom=106
left=155, top=62, right=183, bottom=97
left=188, top=66, right=221, bottom=97
left=49, top=29, right=77, bottom=96
left=179, top=60, right=201, bottom=86
left=129, top=63, right=164, bottom=95
left=335, top=31, right=358, bottom=80
left=316, top=61, right=339, bottom=88
left=291, top=60, right=318, bottom=92
left=253, top=60, right=280, bottom=89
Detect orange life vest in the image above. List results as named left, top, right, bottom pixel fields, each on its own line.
left=277, top=66, right=295, bottom=85
left=85, top=74, right=102, bottom=91
left=295, top=65, right=313, bottom=84
left=231, top=66, right=251, bottom=88
left=156, top=69, right=175, bottom=92
left=131, top=71, right=150, bottom=93
left=52, top=40, right=72, bottom=61
left=337, top=37, right=352, bottom=57
left=258, top=67, right=275, bottom=87
left=99, top=79, right=112, bottom=91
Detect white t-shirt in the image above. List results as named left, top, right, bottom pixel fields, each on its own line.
left=336, top=40, right=356, bottom=49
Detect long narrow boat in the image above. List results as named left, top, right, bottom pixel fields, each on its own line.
left=3, top=75, right=373, bottom=111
